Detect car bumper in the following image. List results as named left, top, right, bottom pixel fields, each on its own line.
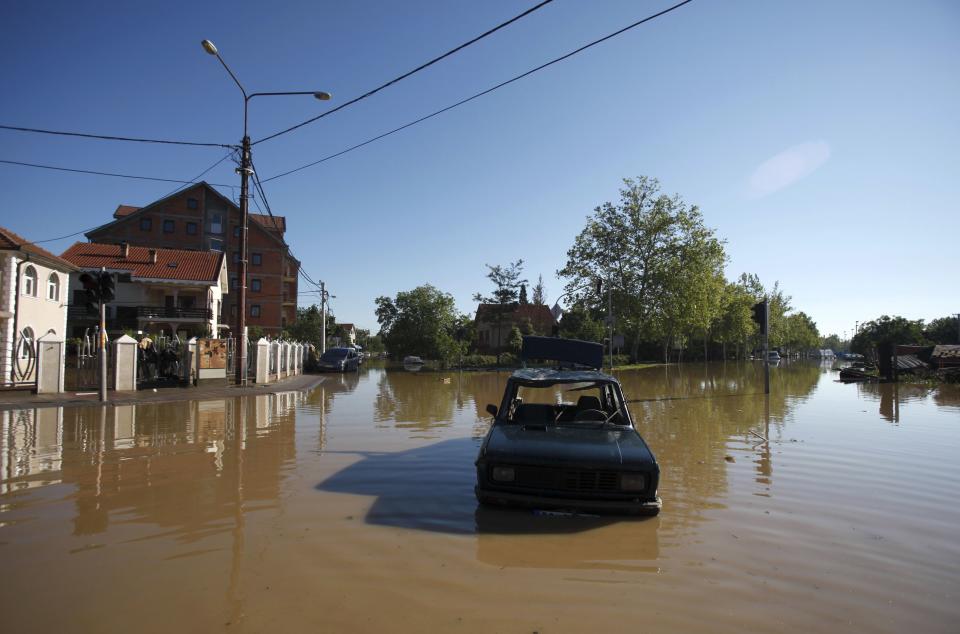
left=475, top=486, right=661, bottom=516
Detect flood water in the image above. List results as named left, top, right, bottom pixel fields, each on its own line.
left=2, top=362, right=958, bottom=633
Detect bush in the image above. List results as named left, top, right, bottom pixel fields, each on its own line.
left=459, top=354, right=499, bottom=368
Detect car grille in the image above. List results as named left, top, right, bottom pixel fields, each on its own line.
left=510, top=465, right=621, bottom=493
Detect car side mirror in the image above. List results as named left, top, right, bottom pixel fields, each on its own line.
left=486, top=404, right=498, bottom=418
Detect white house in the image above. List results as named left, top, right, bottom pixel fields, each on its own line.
left=60, top=242, right=228, bottom=340
left=1, top=226, right=76, bottom=387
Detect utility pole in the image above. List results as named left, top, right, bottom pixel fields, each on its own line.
left=763, top=297, right=770, bottom=395
left=236, top=135, right=251, bottom=386
left=608, top=278, right=614, bottom=372
left=320, top=281, right=327, bottom=354
left=99, top=267, right=107, bottom=402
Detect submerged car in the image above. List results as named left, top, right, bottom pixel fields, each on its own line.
left=475, top=336, right=661, bottom=515
left=317, top=347, right=360, bottom=372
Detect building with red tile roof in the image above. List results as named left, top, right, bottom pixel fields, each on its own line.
left=60, top=242, right=228, bottom=339
left=474, top=303, right=557, bottom=353
left=86, top=181, right=298, bottom=334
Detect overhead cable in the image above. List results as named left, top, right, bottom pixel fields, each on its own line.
left=262, top=0, right=695, bottom=183
left=0, top=158, right=234, bottom=188
left=0, top=124, right=235, bottom=148
left=252, top=0, right=557, bottom=145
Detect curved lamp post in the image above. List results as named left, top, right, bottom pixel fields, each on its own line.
left=201, top=39, right=331, bottom=385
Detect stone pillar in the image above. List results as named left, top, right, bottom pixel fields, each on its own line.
left=35, top=332, right=65, bottom=394
left=283, top=342, right=292, bottom=377
left=255, top=338, right=270, bottom=384
left=112, top=334, right=138, bottom=391
left=183, top=337, right=198, bottom=385
left=295, top=343, right=302, bottom=374
left=274, top=341, right=282, bottom=380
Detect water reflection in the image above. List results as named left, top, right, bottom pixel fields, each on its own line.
left=1, top=393, right=303, bottom=535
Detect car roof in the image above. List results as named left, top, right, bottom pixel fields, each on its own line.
left=508, top=367, right=619, bottom=387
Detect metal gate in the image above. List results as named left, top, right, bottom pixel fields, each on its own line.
left=137, top=334, right=183, bottom=386
left=67, top=328, right=112, bottom=391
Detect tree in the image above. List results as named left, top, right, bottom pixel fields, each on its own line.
left=508, top=326, right=523, bottom=353
left=851, top=315, right=927, bottom=356
left=558, top=304, right=606, bottom=343
left=925, top=315, right=960, bottom=344
left=474, top=260, right=527, bottom=358
left=283, top=305, right=326, bottom=346
left=519, top=284, right=529, bottom=305
left=559, top=177, right=727, bottom=362
left=531, top=275, right=547, bottom=306
left=375, top=285, right=465, bottom=365
left=714, top=282, right=757, bottom=359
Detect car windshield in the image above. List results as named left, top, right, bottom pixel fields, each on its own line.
left=505, top=381, right=628, bottom=426
left=322, top=349, right=348, bottom=360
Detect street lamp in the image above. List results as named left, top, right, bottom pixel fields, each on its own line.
left=201, top=39, right=331, bottom=385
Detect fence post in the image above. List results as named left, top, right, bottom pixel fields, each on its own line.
left=274, top=341, right=282, bottom=380
left=184, top=337, right=198, bottom=385
left=112, top=334, right=138, bottom=391
left=35, top=332, right=65, bottom=394
left=255, top=338, right=270, bottom=384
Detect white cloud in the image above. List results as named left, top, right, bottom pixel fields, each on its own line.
left=747, top=140, right=831, bottom=198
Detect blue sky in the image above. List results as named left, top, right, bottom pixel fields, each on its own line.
left=2, top=0, right=958, bottom=338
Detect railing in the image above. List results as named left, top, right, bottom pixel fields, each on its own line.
left=137, top=306, right=212, bottom=320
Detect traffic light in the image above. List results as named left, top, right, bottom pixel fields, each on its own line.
left=98, top=272, right=115, bottom=303
left=752, top=301, right=767, bottom=335
left=78, top=271, right=115, bottom=307
left=595, top=278, right=603, bottom=295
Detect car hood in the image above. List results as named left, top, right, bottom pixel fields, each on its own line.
left=483, top=424, right=656, bottom=470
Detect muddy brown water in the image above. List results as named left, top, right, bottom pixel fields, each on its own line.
left=2, top=362, right=958, bottom=633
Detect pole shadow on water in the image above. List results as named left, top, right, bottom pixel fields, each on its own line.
left=315, top=438, right=654, bottom=537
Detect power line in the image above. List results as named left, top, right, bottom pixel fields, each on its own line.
left=161, top=149, right=237, bottom=198
left=0, top=158, right=235, bottom=188
left=252, top=0, right=557, bottom=146
left=262, top=0, right=695, bottom=183
left=0, top=124, right=235, bottom=148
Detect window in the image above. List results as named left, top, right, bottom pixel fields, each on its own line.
left=140, top=217, right=152, bottom=231
left=231, top=305, right=237, bottom=318
left=163, top=219, right=175, bottom=233
left=209, top=239, right=224, bottom=251
left=230, top=276, right=238, bottom=290
left=251, top=279, right=262, bottom=292
left=186, top=222, right=198, bottom=235
left=251, top=305, right=261, bottom=317
left=19, top=327, right=35, bottom=359
left=47, top=273, right=60, bottom=301
left=233, top=226, right=242, bottom=238
left=233, top=251, right=240, bottom=264
left=187, top=197, right=199, bottom=209
left=23, top=266, right=37, bottom=296
left=251, top=253, right=262, bottom=266
left=210, top=213, right=223, bottom=234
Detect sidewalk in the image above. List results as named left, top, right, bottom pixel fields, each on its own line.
left=0, top=374, right=325, bottom=411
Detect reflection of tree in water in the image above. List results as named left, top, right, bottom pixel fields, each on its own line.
left=618, top=362, right=820, bottom=535
left=854, top=381, right=960, bottom=423
left=372, top=369, right=508, bottom=435
left=302, top=372, right=360, bottom=416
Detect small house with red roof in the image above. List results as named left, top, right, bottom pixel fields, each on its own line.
left=60, top=242, right=228, bottom=340
left=474, top=303, right=557, bottom=353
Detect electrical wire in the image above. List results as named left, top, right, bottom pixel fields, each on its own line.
left=0, top=124, right=235, bottom=148
left=0, top=158, right=235, bottom=188
left=160, top=149, right=237, bottom=198
left=262, top=0, right=695, bottom=183
left=252, top=0, right=557, bottom=146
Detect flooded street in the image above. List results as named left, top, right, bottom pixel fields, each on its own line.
left=2, top=362, right=958, bottom=633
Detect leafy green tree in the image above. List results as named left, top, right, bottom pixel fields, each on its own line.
left=375, top=285, right=465, bottom=365
left=560, top=177, right=727, bottom=361
left=783, top=312, right=819, bottom=353
left=519, top=284, right=529, bottom=305
left=820, top=333, right=842, bottom=351
left=558, top=304, right=606, bottom=343
left=283, top=304, right=336, bottom=347
left=714, top=282, right=757, bottom=359
left=852, top=315, right=927, bottom=355
left=474, top=259, right=527, bottom=357
left=925, top=315, right=959, bottom=344
left=508, top=326, right=523, bottom=353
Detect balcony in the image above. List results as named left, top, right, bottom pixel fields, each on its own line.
left=137, top=306, right=212, bottom=321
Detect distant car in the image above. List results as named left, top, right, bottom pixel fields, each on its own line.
left=767, top=351, right=781, bottom=362
left=317, top=347, right=360, bottom=372
left=475, top=336, right=661, bottom=516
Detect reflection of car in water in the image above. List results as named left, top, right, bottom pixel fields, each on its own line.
left=475, top=337, right=661, bottom=516
left=317, top=347, right=360, bottom=372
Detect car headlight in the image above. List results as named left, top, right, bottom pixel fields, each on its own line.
left=620, top=473, right=646, bottom=491
left=491, top=466, right=515, bottom=482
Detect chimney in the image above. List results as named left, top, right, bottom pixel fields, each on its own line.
left=148, top=249, right=157, bottom=264
left=120, top=241, right=129, bottom=258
